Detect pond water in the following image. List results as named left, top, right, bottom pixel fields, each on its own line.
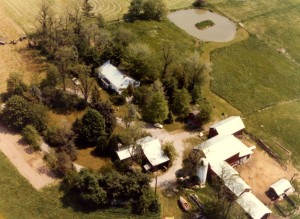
left=168, top=9, right=236, bottom=42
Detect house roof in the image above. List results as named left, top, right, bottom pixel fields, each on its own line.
left=237, top=192, right=272, bottom=219
left=116, top=146, right=135, bottom=160
left=210, top=160, right=250, bottom=197
left=137, top=136, right=170, bottom=167
left=210, top=116, right=245, bottom=135
left=270, top=178, right=293, bottom=196
left=98, top=61, right=139, bottom=93
left=195, top=135, right=253, bottom=162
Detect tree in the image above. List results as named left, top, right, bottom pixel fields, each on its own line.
left=162, top=141, right=178, bottom=167
left=197, top=103, right=211, bottom=126
left=6, top=73, right=28, bottom=97
left=2, top=95, right=48, bottom=132
left=96, top=14, right=105, bottom=28
left=71, top=64, right=94, bottom=103
left=90, top=86, right=101, bottom=105
left=171, top=88, right=191, bottom=117
left=54, top=46, right=78, bottom=91
left=143, top=91, right=169, bottom=123
left=132, top=188, right=160, bottom=214
left=91, top=101, right=116, bottom=137
left=123, top=104, right=137, bottom=128
left=73, top=108, right=107, bottom=147
left=125, top=0, right=143, bottom=20
left=40, top=64, right=60, bottom=89
left=22, top=125, right=42, bottom=151
left=142, top=0, right=167, bottom=21
left=56, top=151, right=74, bottom=175
left=161, top=42, right=176, bottom=76
left=82, top=0, right=93, bottom=17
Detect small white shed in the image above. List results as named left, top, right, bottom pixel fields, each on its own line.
left=269, top=178, right=295, bottom=197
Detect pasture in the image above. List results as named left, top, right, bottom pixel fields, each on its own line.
left=208, top=0, right=300, bottom=167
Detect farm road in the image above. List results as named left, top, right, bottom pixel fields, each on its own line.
left=146, top=127, right=198, bottom=188
left=0, top=124, right=57, bottom=190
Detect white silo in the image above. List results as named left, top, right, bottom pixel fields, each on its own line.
left=197, top=157, right=209, bottom=187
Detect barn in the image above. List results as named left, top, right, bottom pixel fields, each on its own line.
left=208, top=116, right=245, bottom=138
left=96, top=60, right=140, bottom=94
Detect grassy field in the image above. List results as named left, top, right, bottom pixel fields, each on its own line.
left=0, top=152, right=159, bottom=219
left=0, top=0, right=194, bottom=32
left=210, top=36, right=300, bottom=113
left=207, top=0, right=300, bottom=168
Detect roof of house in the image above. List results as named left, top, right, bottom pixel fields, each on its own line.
left=195, top=135, right=253, bottom=163
left=209, top=116, right=245, bottom=135
left=270, top=178, right=293, bottom=196
left=210, top=160, right=250, bottom=197
left=116, top=146, right=135, bottom=160
left=237, top=192, right=272, bottom=219
left=137, top=136, right=170, bottom=167
left=98, top=61, right=139, bottom=93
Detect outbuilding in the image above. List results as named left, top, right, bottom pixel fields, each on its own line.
left=269, top=178, right=295, bottom=198
left=96, top=60, right=140, bottom=94
left=208, top=116, right=245, bottom=138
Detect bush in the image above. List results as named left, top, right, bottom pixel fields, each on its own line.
left=110, top=94, right=126, bottom=106
left=44, top=127, right=73, bottom=147
left=195, top=20, right=215, bottom=30
left=22, top=125, right=41, bottom=151
left=162, top=141, right=178, bottom=167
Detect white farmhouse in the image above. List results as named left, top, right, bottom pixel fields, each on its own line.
left=96, top=60, right=140, bottom=94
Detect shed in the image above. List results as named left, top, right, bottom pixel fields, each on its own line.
left=209, top=116, right=245, bottom=137
left=237, top=192, right=272, bottom=219
left=96, top=60, right=140, bottom=94
left=269, top=178, right=295, bottom=198
left=116, top=146, right=135, bottom=161
left=137, top=136, right=170, bottom=169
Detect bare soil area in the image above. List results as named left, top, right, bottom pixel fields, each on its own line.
left=0, top=124, right=58, bottom=189
left=237, top=149, right=298, bottom=204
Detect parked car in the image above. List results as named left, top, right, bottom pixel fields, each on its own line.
left=72, top=77, right=81, bottom=86
left=154, top=123, right=163, bottom=129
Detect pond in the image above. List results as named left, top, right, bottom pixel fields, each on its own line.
left=168, top=9, right=236, bottom=42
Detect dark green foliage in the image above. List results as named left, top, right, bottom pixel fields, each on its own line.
left=109, top=94, right=126, bottom=106
left=73, top=108, right=107, bottom=147
left=193, top=0, right=205, bottom=8
left=132, top=188, right=160, bottom=215
left=40, top=65, right=60, bottom=89
left=2, top=95, right=48, bottom=132
left=195, top=20, right=215, bottom=30
left=82, top=0, right=93, bottom=17
left=56, top=151, right=74, bottom=176
left=44, top=127, right=74, bottom=147
left=22, top=125, right=41, bottom=151
left=91, top=101, right=116, bottom=137
left=125, top=0, right=167, bottom=21
left=6, top=73, right=28, bottom=98
left=143, top=91, right=169, bottom=123
left=162, top=77, right=178, bottom=104
left=96, top=14, right=105, bottom=28
left=171, top=88, right=191, bottom=116
left=197, top=103, right=211, bottom=126
left=162, top=141, right=178, bottom=166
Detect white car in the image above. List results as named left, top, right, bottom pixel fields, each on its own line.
left=72, top=77, right=81, bottom=86
left=154, top=123, right=163, bottom=129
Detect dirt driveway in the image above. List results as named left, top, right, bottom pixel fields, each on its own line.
left=0, top=124, right=58, bottom=190
left=145, top=127, right=198, bottom=187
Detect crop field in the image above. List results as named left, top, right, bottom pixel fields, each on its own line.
left=0, top=0, right=194, bottom=32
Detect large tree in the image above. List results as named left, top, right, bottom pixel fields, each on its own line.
left=143, top=91, right=169, bottom=123
left=171, top=88, right=191, bottom=117
left=73, top=108, right=107, bottom=147
left=82, top=0, right=94, bottom=17
left=2, top=95, right=48, bottom=132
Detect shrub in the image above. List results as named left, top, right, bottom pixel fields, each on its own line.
left=195, top=20, right=215, bottom=30
left=162, top=141, right=178, bottom=167
left=22, top=125, right=41, bottom=151
left=110, top=94, right=126, bottom=106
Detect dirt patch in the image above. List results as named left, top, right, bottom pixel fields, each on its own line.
left=236, top=149, right=298, bottom=204
left=0, top=124, right=58, bottom=190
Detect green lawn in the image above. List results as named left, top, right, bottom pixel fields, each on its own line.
left=0, top=152, right=159, bottom=219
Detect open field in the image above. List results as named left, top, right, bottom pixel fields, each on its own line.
left=208, top=1, right=300, bottom=169
left=0, top=0, right=194, bottom=32
left=211, top=36, right=300, bottom=113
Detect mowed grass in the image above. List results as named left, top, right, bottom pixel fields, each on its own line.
left=210, top=36, right=300, bottom=113
left=0, top=152, right=159, bottom=219
left=245, top=101, right=300, bottom=168
left=76, top=148, right=113, bottom=170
